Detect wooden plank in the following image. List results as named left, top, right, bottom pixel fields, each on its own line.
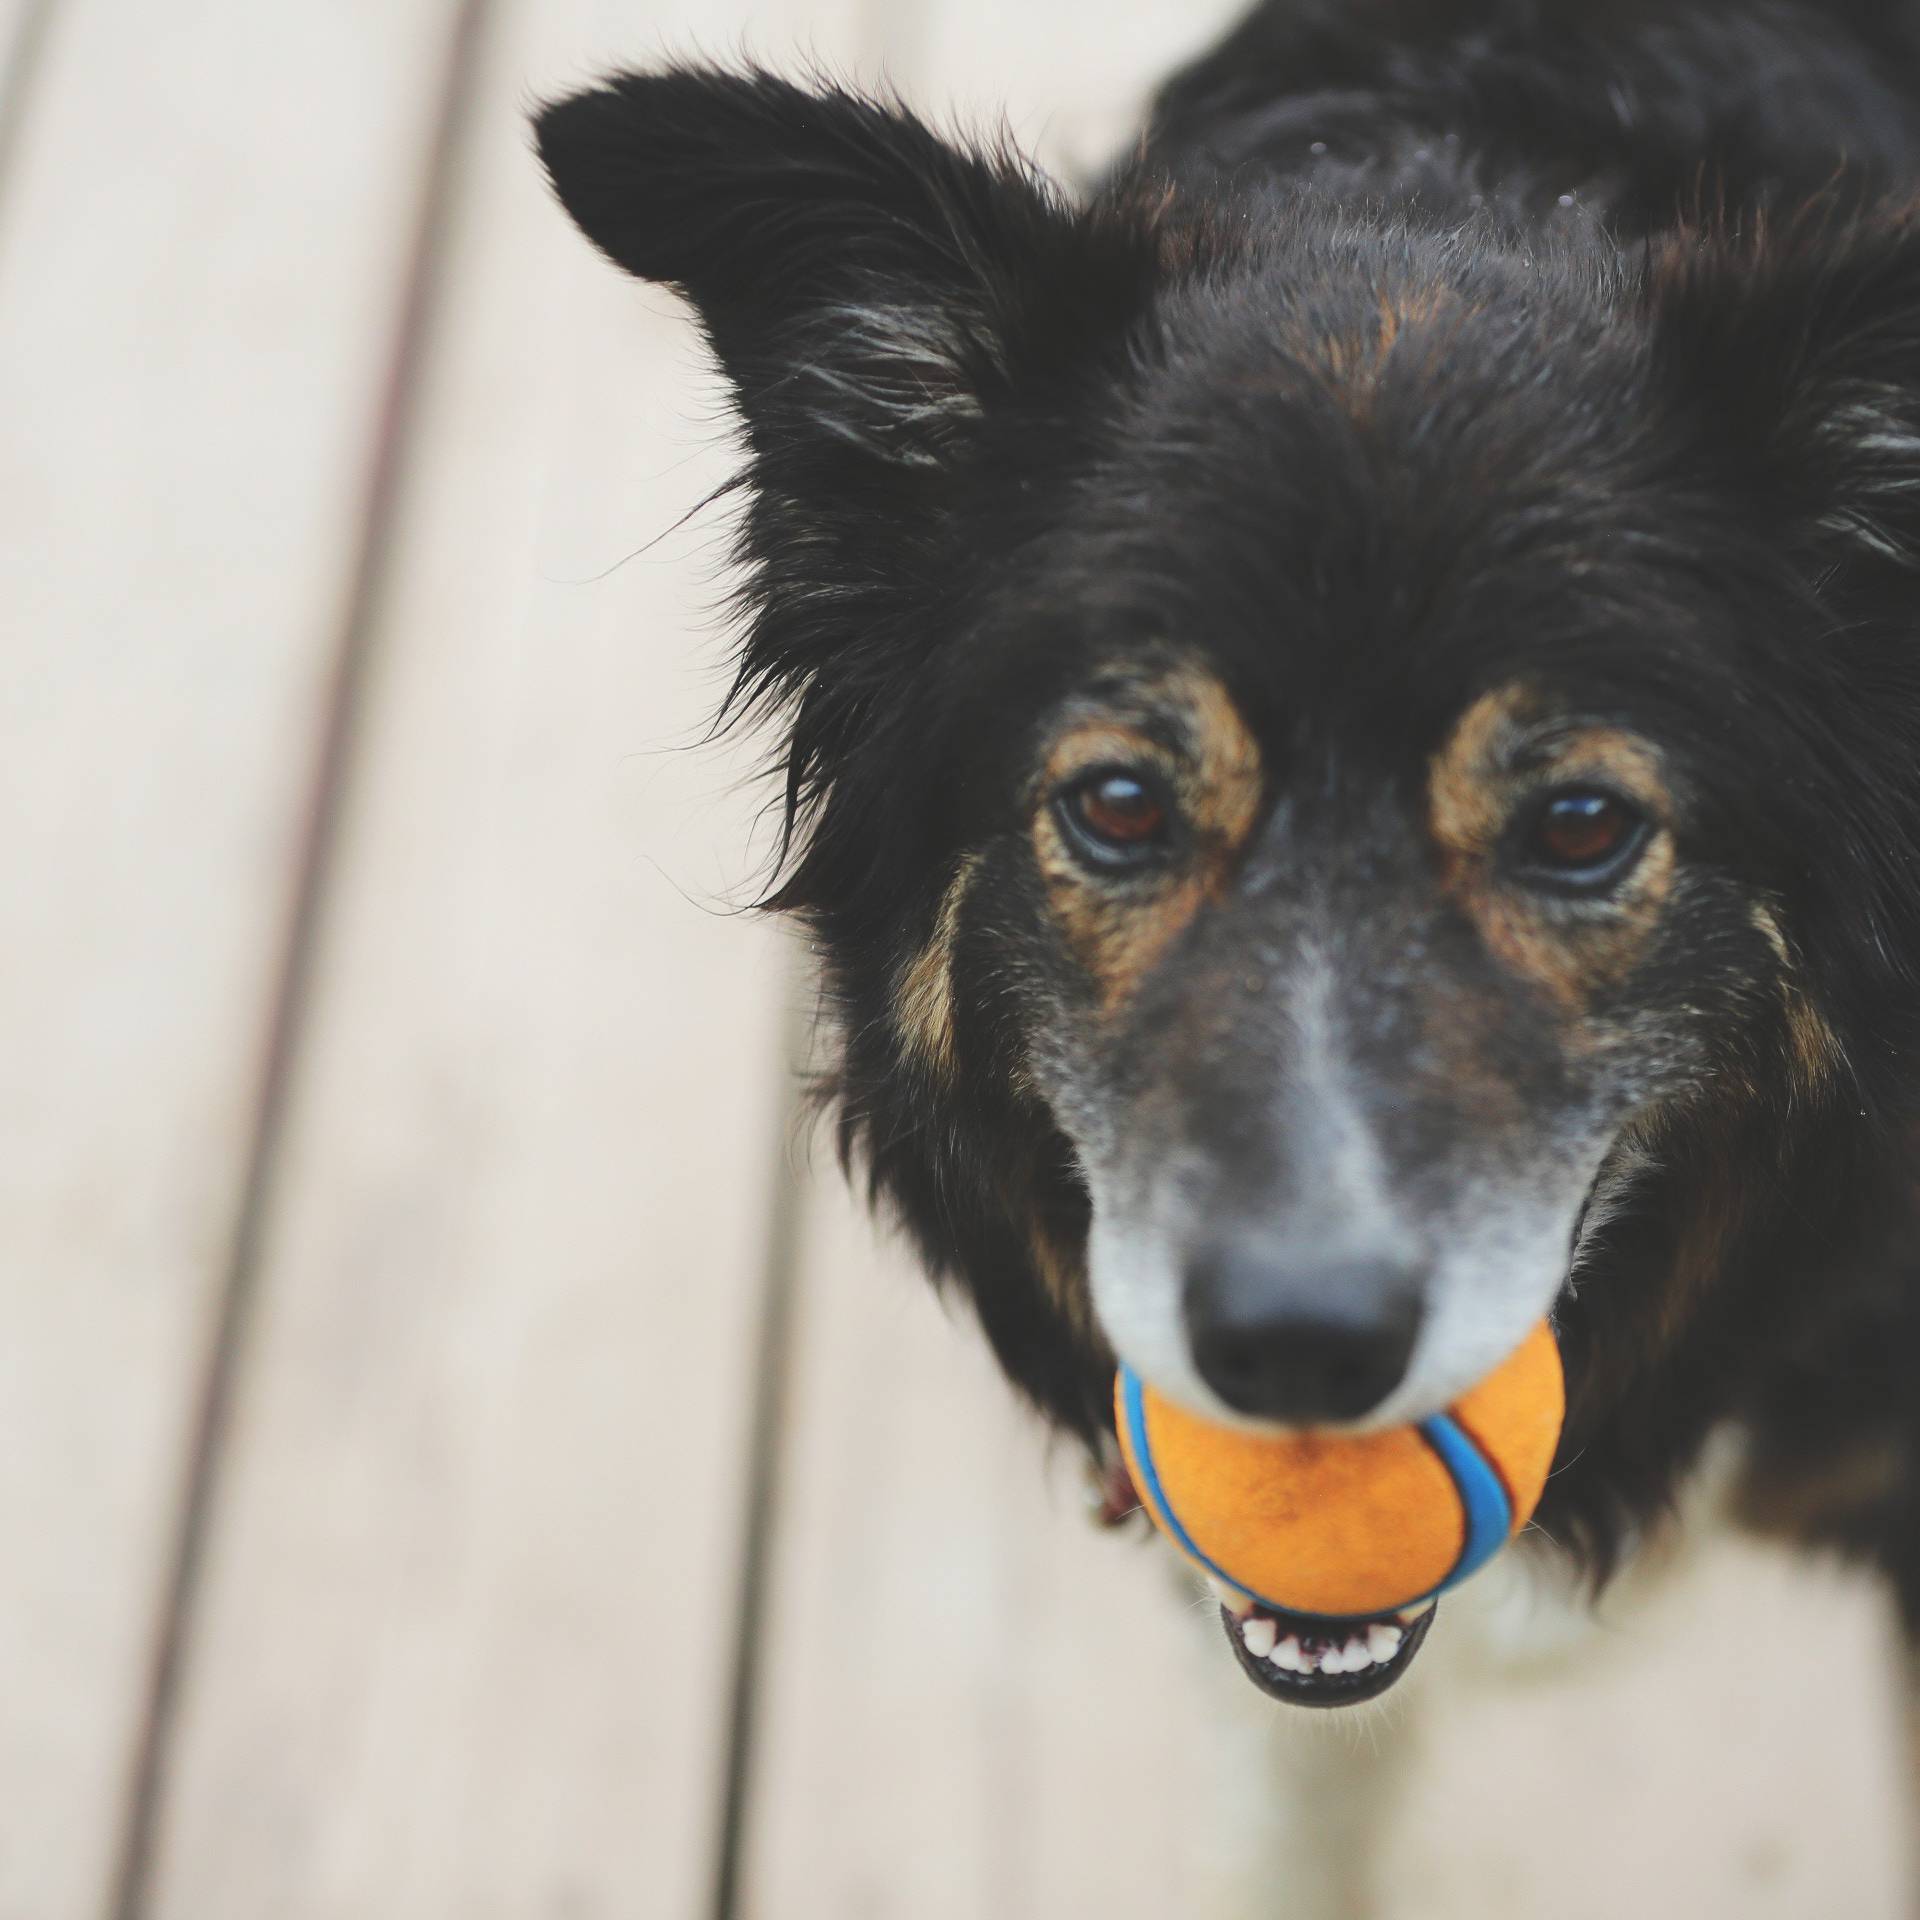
left=0, top=0, right=44, bottom=118
left=0, top=0, right=49, bottom=115
left=0, top=6, right=470, bottom=1918
left=133, top=5, right=868, bottom=1919
left=1387, top=1538, right=1911, bottom=1918
left=754, top=1179, right=1913, bottom=1917
left=740, top=1187, right=1254, bottom=1919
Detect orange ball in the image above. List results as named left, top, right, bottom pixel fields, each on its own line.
left=1114, top=1320, right=1564, bottom=1618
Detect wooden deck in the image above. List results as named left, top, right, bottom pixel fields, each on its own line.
left=3, top=3, right=1915, bottom=1914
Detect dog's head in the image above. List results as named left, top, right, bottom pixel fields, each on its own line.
left=539, top=68, right=1920, bottom=1692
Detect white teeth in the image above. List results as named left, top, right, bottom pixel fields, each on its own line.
left=1302, top=1635, right=1377, bottom=1677
left=1244, top=1619, right=1411, bottom=1685
left=1211, top=1579, right=1253, bottom=1619
left=1396, top=1597, right=1436, bottom=1623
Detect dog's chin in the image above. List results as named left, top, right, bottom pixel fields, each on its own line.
left=1219, top=1596, right=1437, bottom=1707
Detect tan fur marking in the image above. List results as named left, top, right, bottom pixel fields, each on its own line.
left=1736, top=1431, right=1903, bottom=1537
left=1750, top=902, right=1846, bottom=1101
left=1750, top=901, right=1793, bottom=969
left=1374, top=293, right=1401, bottom=359
left=1660, top=1152, right=1744, bottom=1349
left=1784, top=995, right=1845, bottom=1098
left=1042, top=723, right=1168, bottom=791
left=1163, top=663, right=1264, bottom=858
left=1469, top=898, right=1592, bottom=1012
left=1034, top=668, right=1265, bottom=1015
left=1306, top=283, right=1458, bottom=419
left=1546, top=727, right=1672, bottom=817
left=1038, top=848, right=1206, bottom=1015
left=1429, top=683, right=1533, bottom=860
left=894, top=854, right=979, bottom=1078
left=1429, top=686, right=1679, bottom=1011
left=1030, top=1215, right=1093, bottom=1334
left=1374, top=283, right=1452, bottom=360
left=1569, top=830, right=1677, bottom=989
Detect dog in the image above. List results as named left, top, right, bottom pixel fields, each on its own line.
left=537, top=0, right=1920, bottom=1898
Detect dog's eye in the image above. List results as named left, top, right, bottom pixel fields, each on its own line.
left=1055, top=768, right=1173, bottom=870
left=1514, top=787, right=1648, bottom=891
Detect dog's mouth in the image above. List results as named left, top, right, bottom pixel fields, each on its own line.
left=1093, top=1448, right=1440, bottom=1708
left=1219, top=1594, right=1437, bottom=1706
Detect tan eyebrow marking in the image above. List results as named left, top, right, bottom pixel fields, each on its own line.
left=1429, top=682, right=1533, bottom=859
left=1171, top=664, right=1265, bottom=849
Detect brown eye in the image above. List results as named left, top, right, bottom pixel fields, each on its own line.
left=1057, top=769, right=1173, bottom=869
left=1518, top=787, right=1648, bottom=890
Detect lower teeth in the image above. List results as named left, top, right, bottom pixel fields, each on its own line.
left=1239, top=1612, right=1410, bottom=1676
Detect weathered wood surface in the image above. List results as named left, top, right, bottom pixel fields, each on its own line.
left=4, top=2, right=1913, bottom=1915
left=132, top=4, right=859, bottom=1918
left=0, top=4, right=471, bottom=1914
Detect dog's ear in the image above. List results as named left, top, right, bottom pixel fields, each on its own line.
left=536, top=66, right=1154, bottom=481
left=535, top=68, right=1162, bottom=849
left=1649, top=210, right=1920, bottom=570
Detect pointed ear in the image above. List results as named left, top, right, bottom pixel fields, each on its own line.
left=1649, top=210, right=1920, bottom=569
left=534, top=66, right=1156, bottom=473
left=534, top=68, right=1165, bottom=864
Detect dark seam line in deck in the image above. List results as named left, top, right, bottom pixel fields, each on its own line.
left=710, top=980, right=815, bottom=1920
left=0, top=0, right=62, bottom=225
left=101, top=3, right=497, bottom=1914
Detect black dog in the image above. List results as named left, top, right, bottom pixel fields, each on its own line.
left=537, top=0, right=1920, bottom=1719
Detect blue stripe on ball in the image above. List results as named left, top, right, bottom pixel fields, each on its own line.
left=1417, top=1412, right=1514, bottom=1594
left=1119, top=1366, right=1270, bottom=1609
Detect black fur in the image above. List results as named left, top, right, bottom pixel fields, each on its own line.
left=537, top=3, right=1920, bottom=1623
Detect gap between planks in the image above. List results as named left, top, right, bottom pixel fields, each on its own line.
left=708, top=982, right=817, bottom=1920
left=0, top=0, right=59, bottom=205
left=104, top=5, right=498, bottom=1916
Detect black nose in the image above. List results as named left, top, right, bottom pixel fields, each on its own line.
left=1183, top=1241, right=1426, bottom=1425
